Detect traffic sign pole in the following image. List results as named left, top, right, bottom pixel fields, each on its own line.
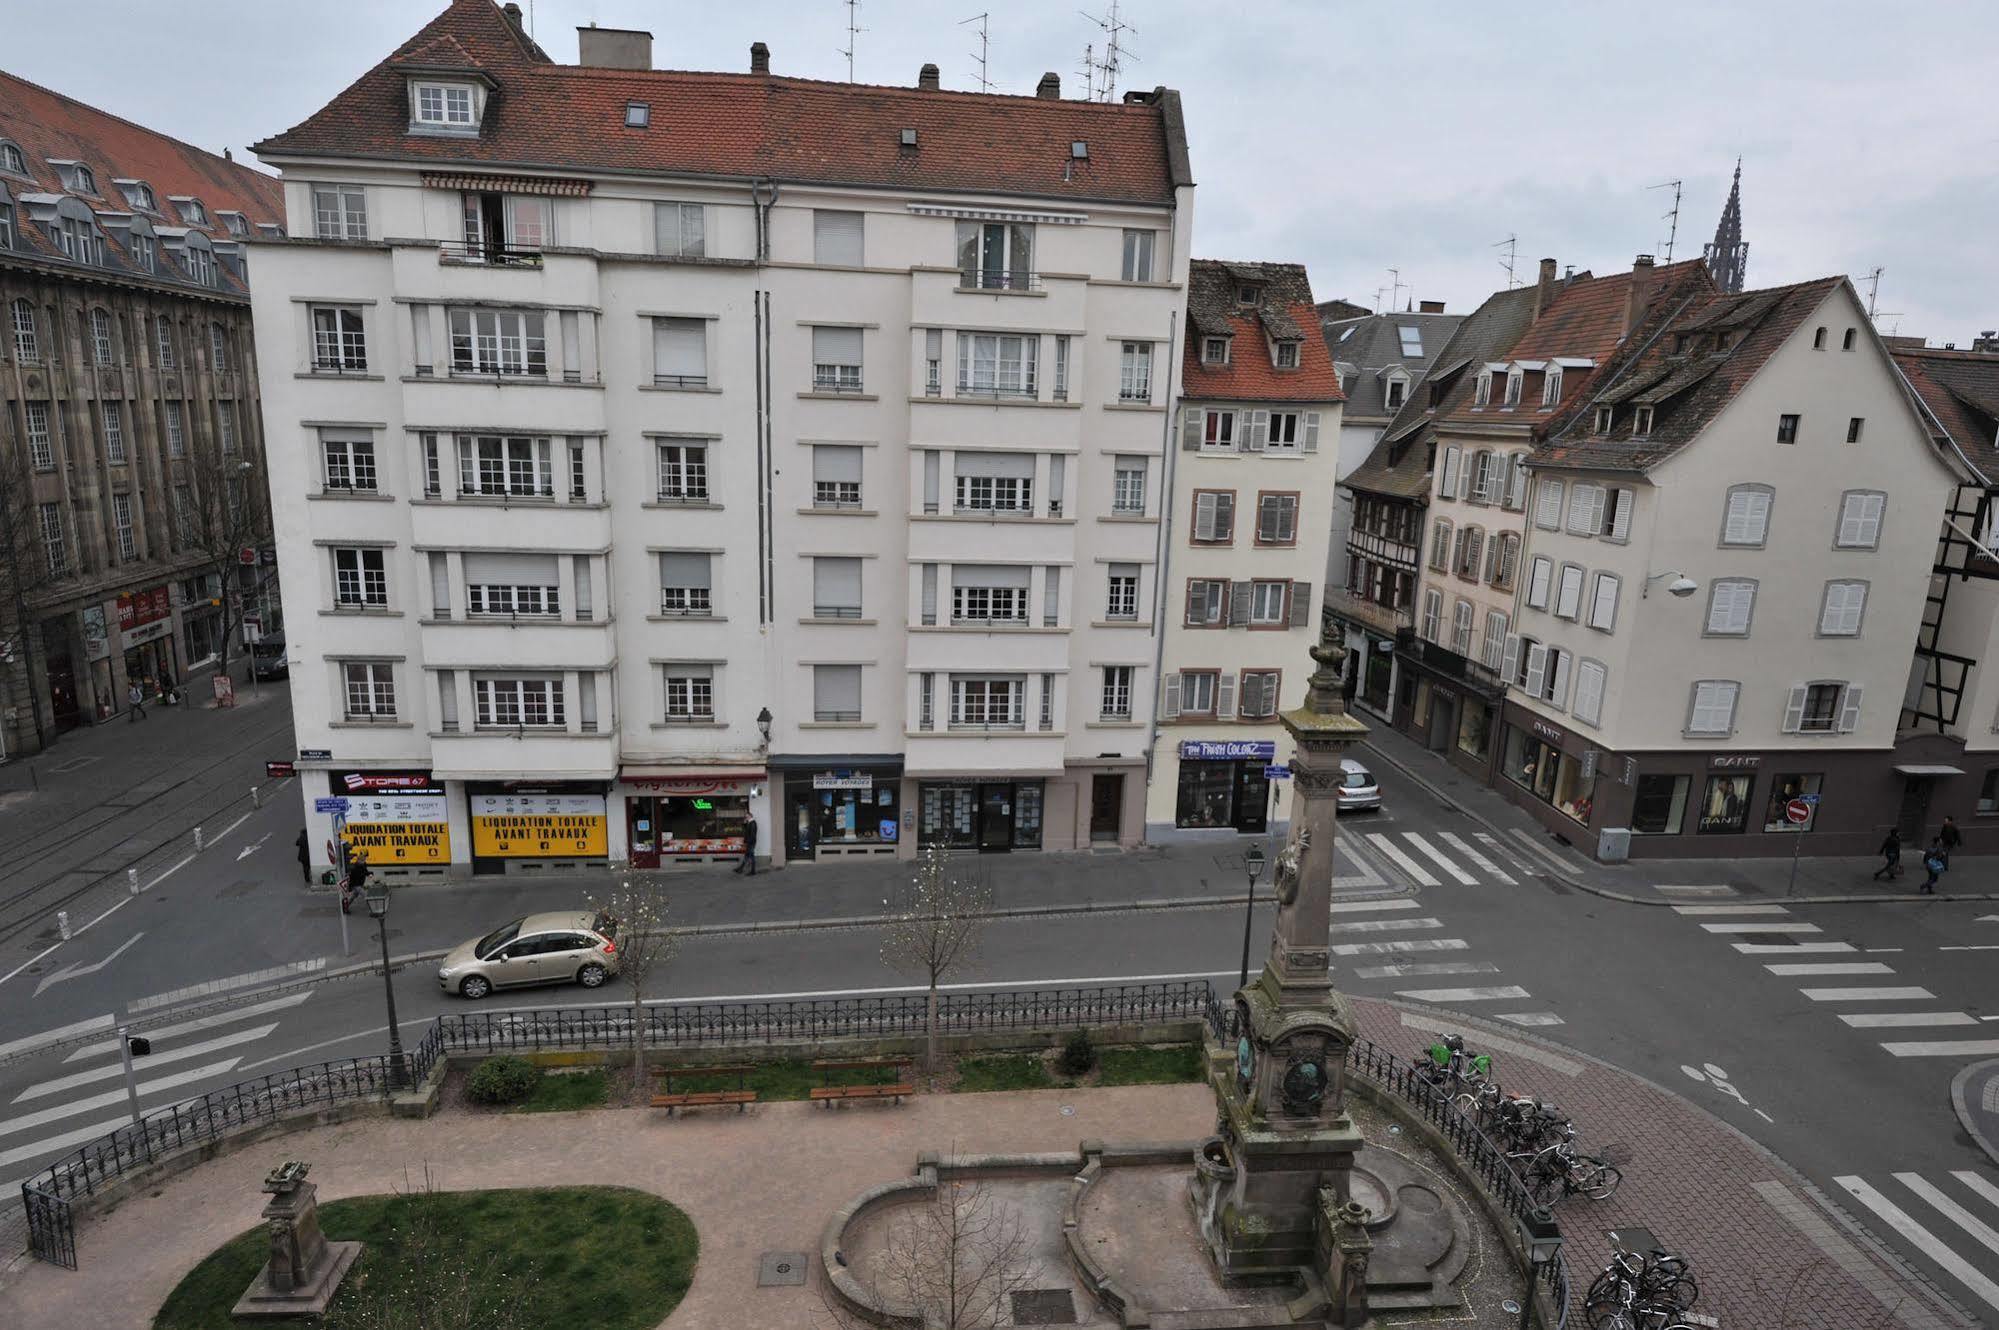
left=1784, top=799, right=1812, bottom=897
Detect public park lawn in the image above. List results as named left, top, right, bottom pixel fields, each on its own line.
left=1097, top=1043, right=1206, bottom=1086
left=513, top=1068, right=609, bottom=1112
left=955, top=1054, right=1056, bottom=1092
left=671, top=1058, right=905, bottom=1100
left=153, top=1186, right=696, bottom=1330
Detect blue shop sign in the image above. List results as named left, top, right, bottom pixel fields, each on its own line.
left=1179, top=739, right=1277, bottom=762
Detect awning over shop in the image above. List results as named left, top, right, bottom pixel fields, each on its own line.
left=1892, top=764, right=1966, bottom=777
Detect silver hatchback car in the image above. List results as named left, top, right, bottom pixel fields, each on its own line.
left=1336, top=758, right=1382, bottom=813
left=437, top=910, right=620, bottom=1000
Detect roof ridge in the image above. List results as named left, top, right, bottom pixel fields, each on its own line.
left=0, top=69, right=276, bottom=189
left=531, top=61, right=1165, bottom=110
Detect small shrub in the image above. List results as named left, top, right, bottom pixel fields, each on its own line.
left=1058, top=1028, right=1098, bottom=1076
left=467, top=1055, right=541, bottom=1105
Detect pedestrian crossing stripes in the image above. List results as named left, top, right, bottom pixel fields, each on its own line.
left=1339, top=916, right=1444, bottom=934
left=1353, top=961, right=1500, bottom=980
left=1653, top=883, right=1738, bottom=896
left=1405, top=835, right=1479, bottom=886
left=1837, top=1013, right=1981, bottom=1028
left=1801, top=987, right=1936, bottom=1002
left=1836, top=1173, right=1999, bottom=1315
left=1323, top=895, right=1560, bottom=1026
left=1671, top=903, right=1792, bottom=915
left=1701, top=921, right=1824, bottom=934
left=1392, top=985, right=1532, bottom=1003
left=1437, top=832, right=1514, bottom=884
left=1881, top=1040, right=1999, bottom=1059
left=1764, top=962, right=1895, bottom=976
left=1732, top=941, right=1856, bottom=953
left=1356, top=829, right=1544, bottom=891
left=1365, top=834, right=1440, bottom=887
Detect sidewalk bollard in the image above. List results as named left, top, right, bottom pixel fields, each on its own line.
left=57, top=910, right=70, bottom=940
left=250, top=784, right=261, bottom=809
left=128, top=867, right=140, bottom=895
left=193, top=825, right=204, bottom=852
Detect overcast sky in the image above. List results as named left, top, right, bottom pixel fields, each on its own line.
left=10, top=0, right=1996, bottom=341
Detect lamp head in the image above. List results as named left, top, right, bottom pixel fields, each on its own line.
left=1667, top=575, right=1698, bottom=599
left=365, top=882, right=390, bottom=918
left=756, top=706, right=773, bottom=743
left=1245, top=846, right=1266, bottom=880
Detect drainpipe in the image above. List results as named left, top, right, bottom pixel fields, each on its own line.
left=1143, top=308, right=1182, bottom=786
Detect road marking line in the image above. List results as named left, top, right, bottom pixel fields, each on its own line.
left=64, top=989, right=316, bottom=1062
left=1338, top=916, right=1445, bottom=934
left=1438, top=832, right=1514, bottom=885
left=1393, top=985, right=1532, bottom=1003
left=1881, top=1040, right=1999, bottom=1058
left=1353, top=961, right=1500, bottom=980
left=1838, top=1012, right=1980, bottom=1028
left=1733, top=942, right=1855, bottom=954
left=1672, top=904, right=1793, bottom=916
left=1864, top=948, right=1905, bottom=953
left=1898, top=1174, right=1999, bottom=1261
left=1700, top=922, right=1824, bottom=934
left=1835, top=1176, right=1999, bottom=1314
left=1365, top=834, right=1439, bottom=887
left=1473, top=832, right=1543, bottom=878
left=128, top=957, right=328, bottom=1012
left=1952, top=1171, right=1999, bottom=1214
left=1653, top=884, right=1738, bottom=896
left=1491, top=1012, right=1565, bottom=1026
left=1504, top=828, right=1577, bottom=875
left=1332, top=938, right=1470, bottom=956
left=0, top=1113, right=152, bottom=1171
left=1764, top=963, right=1896, bottom=976
left=16, top=1025, right=277, bottom=1101
left=1328, top=899, right=1422, bottom=915
left=1940, top=945, right=1999, bottom=952
left=1402, top=833, right=1477, bottom=885
left=1799, top=987, right=1936, bottom=1001
left=0, top=1013, right=114, bottom=1060
left=33, top=930, right=146, bottom=998
left=0, top=1058, right=243, bottom=1140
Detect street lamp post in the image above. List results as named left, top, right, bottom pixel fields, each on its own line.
left=1515, top=1210, right=1563, bottom=1329
left=1238, top=845, right=1267, bottom=991
left=366, top=883, right=409, bottom=1090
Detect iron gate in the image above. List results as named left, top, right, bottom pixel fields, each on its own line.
left=24, top=1187, right=74, bottom=1269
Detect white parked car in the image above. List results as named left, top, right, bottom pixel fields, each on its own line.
left=1336, top=758, right=1382, bottom=813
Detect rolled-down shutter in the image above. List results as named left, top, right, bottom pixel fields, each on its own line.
left=812, top=325, right=862, bottom=366
left=462, top=552, right=559, bottom=584
left=813, top=557, right=862, bottom=612
left=813, top=444, right=862, bottom=484
left=814, top=664, right=862, bottom=715
left=659, top=551, right=711, bottom=589
left=920, top=564, right=938, bottom=623
left=1230, top=581, right=1254, bottom=627
left=1182, top=407, right=1203, bottom=450
left=1289, top=581, right=1313, bottom=627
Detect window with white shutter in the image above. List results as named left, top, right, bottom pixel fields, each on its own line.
left=1535, top=478, right=1565, bottom=529
left=1239, top=670, right=1280, bottom=719
left=1574, top=659, right=1606, bottom=725
left=1526, top=556, right=1553, bottom=610
left=1721, top=486, right=1773, bottom=546
left=1819, top=581, right=1867, bottom=636
left=1546, top=648, right=1572, bottom=708
left=1505, top=454, right=1528, bottom=509
left=1302, top=412, right=1320, bottom=452
left=1429, top=519, right=1452, bottom=571
left=1451, top=599, right=1473, bottom=653
left=1483, top=611, right=1509, bottom=671
left=464, top=552, right=561, bottom=617
left=1606, top=487, right=1633, bottom=541
left=1588, top=573, right=1620, bottom=631
left=1522, top=643, right=1548, bottom=696
left=1688, top=680, right=1739, bottom=735
left=1421, top=589, right=1442, bottom=642
left=1501, top=633, right=1523, bottom=682
left=1836, top=491, right=1885, bottom=548
left=1705, top=579, right=1756, bottom=636
left=1193, top=491, right=1235, bottom=543
left=1439, top=447, right=1460, bottom=498
left=1566, top=484, right=1605, bottom=535
left=1555, top=565, right=1584, bottom=619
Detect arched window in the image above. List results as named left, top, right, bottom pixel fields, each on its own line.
left=0, top=141, right=25, bottom=175
left=1842, top=328, right=1858, bottom=351
left=1812, top=326, right=1827, bottom=350
left=10, top=298, right=38, bottom=363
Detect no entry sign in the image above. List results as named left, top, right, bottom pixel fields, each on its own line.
left=1785, top=799, right=1812, bottom=825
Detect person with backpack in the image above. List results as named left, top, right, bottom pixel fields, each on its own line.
left=1873, top=827, right=1902, bottom=881
left=1921, top=839, right=1947, bottom=895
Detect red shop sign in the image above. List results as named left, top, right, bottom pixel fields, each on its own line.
left=116, top=586, right=171, bottom=632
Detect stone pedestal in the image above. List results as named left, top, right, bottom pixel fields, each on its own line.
left=232, top=1162, right=361, bottom=1319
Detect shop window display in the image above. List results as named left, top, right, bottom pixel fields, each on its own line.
left=1763, top=773, right=1822, bottom=832
left=1698, top=774, right=1753, bottom=835
left=1456, top=702, right=1490, bottom=760
left=1631, top=774, right=1690, bottom=835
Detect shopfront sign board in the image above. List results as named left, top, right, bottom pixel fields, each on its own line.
left=812, top=772, right=875, bottom=790
left=471, top=791, right=607, bottom=858
left=334, top=771, right=450, bottom=863
left=1180, top=740, right=1277, bottom=762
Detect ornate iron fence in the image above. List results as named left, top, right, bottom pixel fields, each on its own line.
left=23, top=1186, right=73, bottom=1270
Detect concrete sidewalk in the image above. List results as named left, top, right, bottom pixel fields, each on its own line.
left=0, top=998, right=1973, bottom=1329
left=1357, top=722, right=1999, bottom=907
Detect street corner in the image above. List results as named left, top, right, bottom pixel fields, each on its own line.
left=1951, top=1059, right=1999, bottom=1168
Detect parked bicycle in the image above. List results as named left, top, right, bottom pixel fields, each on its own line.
left=1522, top=1139, right=1621, bottom=1205
left=1585, top=1245, right=1698, bottom=1328
left=1414, top=1033, right=1493, bottom=1098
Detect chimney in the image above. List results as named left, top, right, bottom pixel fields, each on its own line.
left=1533, top=257, right=1557, bottom=319
left=501, top=3, right=524, bottom=33
left=1418, top=300, right=1444, bottom=314
left=1974, top=330, right=1999, bottom=353
left=1036, top=71, right=1061, bottom=99
left=917, top=62, right=940, bottom=90
left=223, top=148, right=233, bottom=162
left=750, top=42, right=770, bottom=74
left=576, top=24, right=654, bottom=71
left=1624, top=254, right=1657, bottom=335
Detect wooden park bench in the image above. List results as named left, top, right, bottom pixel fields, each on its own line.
left=651, top=1063, right=757, bottom=1116
left=809, top=1057, right=914, bottom=1108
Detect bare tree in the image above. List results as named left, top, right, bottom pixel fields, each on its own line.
left=824, top=1178, right=1035, bottom=1330
left=880, top=843, right=991, bottom=1072
left=592, top=871, right=678, bottom=1096
left=0, top=454, right=56, bottom=751
left=180, top=443, right=272, bottom=691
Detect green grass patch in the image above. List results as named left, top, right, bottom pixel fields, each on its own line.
left=153, top=1186, right=695, bottom=1330
left=957, top=1054, right=1054, bottom=1092
left=1097, top=1043, right=1204, bottom=1086
left=513, top=1069, right=608, bottom=1113
left=665, top=1058, right=906, bottom=1102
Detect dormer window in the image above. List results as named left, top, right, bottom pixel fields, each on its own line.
left=117, top=180, right=156, bottom=212
left=1236, top=284, right=1260, bottom=307
left=0, top=142, right=25, bottom=176
left=1474, top=371, right=1493, bottom=407
left=257, top=222, right=286, bottom=238
left=1384, top=374, right=1408, bottom=410
left=172, top=196, right=207, bottom=226
left=1503, top=371, right=1523, bottom=407
left=1715, top=331, right=1734, bottom=352
left=219, top=211, right=249, bottom=237
left=1274, top=340, right=1300, bottom=369
left=1201, top=336, right=1231, bottom=366
left=1594, top=405, right=1613, bottom=435
left=50, top=160, right=97, bottom=195
left=625, top=101, right=650, bottom=128
left=1634, top=406, right=1655, bottom=437
left=1542, top=366, right=1563, bottom=406
left=414, top=82, right=476, bottom=128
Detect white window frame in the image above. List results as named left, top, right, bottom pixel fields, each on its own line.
left=1118, top=341, right=1153, bottom=402
left=322, top=433, right=377, bottom=493
left=310, top=305, right=367, bottom=373
left=332, top=547, right=388, bottom=608
left=1554, top=563, right=1585, bottom=620
left=1819, top=580, right=1867, bottom=637
left=1573, top=659, right=1607, bottom=726
left=1565, top=483, right=1606, bottom=536
left=414, top=82, right=476, bottom=127
left=956, top=331, right=1036, bottom=398
left=1106, top=566, right=1139, bottom=620
left=1186, top=579, right=1227, bottom=627
left=662, top=667, right=716, bottom=721
left=475, top=676, right=565, bottom=728
left=457, top=434, right=555, bottom=499
left=1535, top=478, right=1564, bottom=529
left=654, top=201, right=705, bottom=257
left=449, top=307, right=547, bottom=377
left=312, top=184, right=368, bottom=240
left=1120, top=229, right=1155, bottom=282
left=342, top=662, right=397, bottom=721
left=1587, top=572, right=1621, bottom=632
left=1836, top=490, right=1886, bottom=549
left=1112, top=458, right=1146, bottom=515
left=1721, top=485, right=1773, bottom=547
left=1705, top=578, right=1757, bottom=636
left=1482, top=611, right=1509, bottom=671
left=111, top=492, right=135, bottom=559
left=1688, top=680, right=1739, bottom=736
left=1421, top=588, right=1443, bottom=642
left=102, top=402, right=124, bottom=463
left=1101, top=665, right=1134, bottom=720
left=1525, top=555, right=1553, bottom=611
left=949, top=676, right=1026, bottom=729
left=656, top=441, right=710, bottom=502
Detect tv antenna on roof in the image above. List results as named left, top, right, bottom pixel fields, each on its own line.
left=1650, top=178, right=1683, bottom=262
left=1387, top=267, right=1406, bottom=315
left=839, top=0, right=865, bottom=82
left=1080, top=1, right=1137, bottom=101
left=1861, top=267, right=1900, bottom=325
left=960, top=13, right=992, bottom=93
left=1493, top=234, right=1518, bottom=288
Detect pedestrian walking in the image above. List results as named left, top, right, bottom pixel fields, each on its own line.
left=1873, top=828, right=1903, bottom=881
left=126, top=681, right=146, bottom=721
left=159, top=667, right=177, bottom=705
left=1940, top=816, right=1962, bottom=856
left=734, top=814, right=758, bottom=876
left=296, top=828, right=314, bottom=885
left=1922, top=839, right=1947, bottom=894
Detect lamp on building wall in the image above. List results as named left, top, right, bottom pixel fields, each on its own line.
left=1642, top=570, right=1699, bottom=599
left=756, top=706, right=773, bottom=747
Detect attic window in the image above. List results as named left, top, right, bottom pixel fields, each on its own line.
left=51, top=161, right=96, bottom=195
left=1237, top=284, right=1259, bottom=307
left=1384, top=375, right=1407, bottom=410
left=1202, top=336, right=1230, bottom=366
left=174, top=196, right=207, bottom=225
left=1542, top=367, right=1563, bottom=406
left=1398, top=325, right=1423, bottom=356
left=1503, top=371, right=1523, bottom=407
left=1594, top=405, right=1613, bottom=435
left=1812, top=326, right=1827, bottom=350
left=1473, top=371, right=1493, bottom=407
left=1715, top=331, right=1734, bottom=351
left=1274, top=340, right=1300, bottom=369
left=1070, top=140, right=1089, bottom=159
left=257, top=222, right=286, bottom=238
left=1672, top=333, right=1690, bottom=354
left=0, top=142, right=24, bottom=176
left=900, top=128, right=918, bottom=147
left=413, top=81, right=476, bottom=128
left=625, top=102, right=650, bottom=128
left=1842, top=328, right=1857, bottom=351
left=118, top=180, right=156, bottom=211
left=220, top=211, right=249, bottom=237
left=1634, top=406, right=1655, bottom=437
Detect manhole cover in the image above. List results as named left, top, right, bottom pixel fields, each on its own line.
left=1010, top=1288, right=1077, bottom=1325
left=757, top=1250, right=807, bottom=1287
left=1736, top=932, right=1801, bottom=947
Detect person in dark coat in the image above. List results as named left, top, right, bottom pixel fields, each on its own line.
left=1873, top=828, right=1902, bottom=880
left=735, top=815, right=758, bottom=876
left=296, top=828, right=314, bottom=885
left=1939, top=816, right=1962, bottom=857
left=1922, top=839, right=1947, bottom=895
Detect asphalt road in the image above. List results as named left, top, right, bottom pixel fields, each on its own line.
left=1, top=747, right=1995, bottom=1320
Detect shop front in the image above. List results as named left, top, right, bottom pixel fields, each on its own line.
left=917, top=778, right=1046, bottom=851
left=331, top=770, right=451, bottom=876
left=466, top=781, right=609, bottom=874
left=1598, top=747, right=1923, bottom=860
left=1391, top=634, right=1502, bottom=780
left=773, top=758, right=904, bottom=862
left=119, top=585, right=179, bottom=701
left=1498, top=710, right=1598, bottom=833
left=180, top=573, right=223, bottom=668
left=1172, top=739, right=1275, bottom=834
left=621, top=771, right=764, bottom=867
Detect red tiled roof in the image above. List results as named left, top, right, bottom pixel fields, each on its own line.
left=0, top=70, right=282, bottom=232
left=1181, top=260, right=1342, bottom=404
left=254, top=0, right=1187, bottom=207
left=1893, top=348, right=1999, bottom=484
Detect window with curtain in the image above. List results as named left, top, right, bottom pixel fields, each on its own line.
left=956, top=219, right=1034, bottom=289
left=654, top=201, right=704, bottom=257
left=956, top=332, right=1038, bottom=397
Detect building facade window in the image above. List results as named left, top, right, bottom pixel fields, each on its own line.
left=1687, top=680, right=1740, bottom=735
left=1119, top=341, right=1153, bottom=401
left=812, top=209, right=864, bottom=265
left=311, top=306, right=367, bottom=372
left=654, top=202, right=705, bottom=257
left=1820, top=580, right=1867, bottom=636
left=956, top=332, right=1035, bottom=397
left=812, top=557, right=864, bottom=619
left=414, top=82, right=475, bottom=127
left=661, top=666, right=716, bottom=721
left=1106, top=564, right=1139, bottom=620
left=38, top=501, right=66, bottom=575
left=11, top=299, right=37, bottom=363
left=1255, top=492, right=1298, bottom=545
left=89, top=309, right=113, bottom=365
left=1776, top=413, right=1800, bottom=444
left=477, top=677, right=564, bottom=727
left=1722, top=485, right=1773, bottom=546
left=950, top=676, right=1025, bottom=728
left=342, top=662, right=396, bottom=720
left=312, top=185, right=367, bottom=239
left=1192, top=490, right=1235, bottom=543
left=957, top=219, right=1034, bottom=290
left=449, top=308, right=546, bottom=376
left=1101, top=665, right=1134, bottom=719
left=655, top=442, right=709, bottom=502
left=1186, top=579, right=1227, bottom=627
left=333, top=547, right=388, bottom=607
left=1705, top=579, right=1756, bottom=636
left=812, top=444, right=862, bottom=508
left=111, top=493, right=135, bottom=559
left=464, top=553, right=560, bottom=616
left=1836, top=491, right=1886, bottom=548
left=103, top=403, right=125, bottom=463
left=808, top=327, right=864, bottom=393
left=163, top=401, right=184, bottom=456
left=458, top=434, right=554, bottom=498
left=651, top=317, right=707, bottom=388
left=1121, top=228, right=1154, bottom=282
left=813, top=664, right=863, bottom=722
left=1112, top=457, right=1146, bottom=514
left=1784, top=681, right=1861, bottom=734
left=658, top=552, right=713, bottom=616
left=954, top=453, right=1034, bottom=512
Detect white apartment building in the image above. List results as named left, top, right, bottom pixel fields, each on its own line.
left=1149, top=261, right=1343, bottom=838
left=251, top=1, right=1192, bottom=875
left=1500, top=277, right=1957, bottom=859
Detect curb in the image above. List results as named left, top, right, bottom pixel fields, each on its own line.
left=1366, top=994, right=1982, bottom=1329
left=1950, top=1059, right=1999, bottom=1170
left=1357, top=739, right=1999, bottom=907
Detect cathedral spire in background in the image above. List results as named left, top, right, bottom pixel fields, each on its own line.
left=1704, top=158, right=1748, bottom=294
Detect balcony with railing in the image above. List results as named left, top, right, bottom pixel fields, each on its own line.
left=437, top=240, right=543, bottom=269
left=1322, top=583, right=1411, bottom=639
